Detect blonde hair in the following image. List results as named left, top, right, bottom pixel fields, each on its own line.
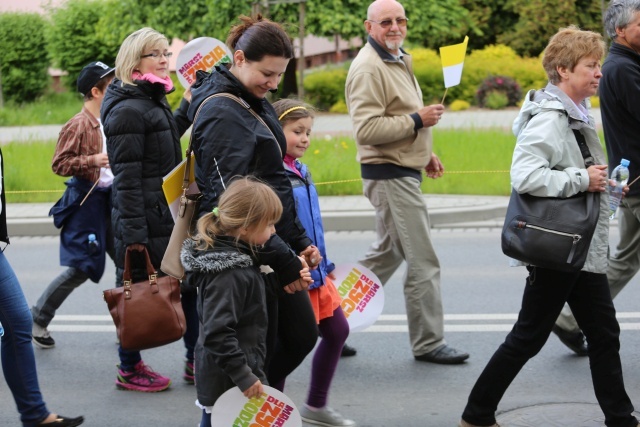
left=542, top=26, right=605, bottom=85
left=115, top=27, right=169, bottom=86
left=272, top=98, right=316, bottom=127
left=193, top=177, right=283, bottom=250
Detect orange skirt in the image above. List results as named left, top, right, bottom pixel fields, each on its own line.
left=308, top=276, right=342, bottom=324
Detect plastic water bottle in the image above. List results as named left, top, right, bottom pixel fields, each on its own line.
left=87, top=233, right=99, bottom=255
left=0, top=322, right=4, bottom=337
left=609, top=158, right=630, bottom=220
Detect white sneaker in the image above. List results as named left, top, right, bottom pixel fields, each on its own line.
left=32, top=322, right=55, bottom=348
left=300, top=405, right=356, bottom=427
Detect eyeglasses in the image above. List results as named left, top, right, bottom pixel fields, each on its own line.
left=368, top=17, right=409, bottom=28
left=141, top=51, right=173, bottom=59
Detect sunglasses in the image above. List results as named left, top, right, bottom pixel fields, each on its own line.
left=368, top=17, right=409, bottom=28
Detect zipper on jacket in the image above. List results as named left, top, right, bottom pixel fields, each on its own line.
left=516, top=221, right=581, bottom=264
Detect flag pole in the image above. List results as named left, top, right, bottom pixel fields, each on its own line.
left=79, top=178, right=100, bottom=206
left=441, top=88, right=448, bottom=104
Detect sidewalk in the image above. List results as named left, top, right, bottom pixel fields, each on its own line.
left=6, top=108, right=585, bottom=236
left=0, top=108, right=604, bottom=144
left=5, top=194, right=509, bottom=237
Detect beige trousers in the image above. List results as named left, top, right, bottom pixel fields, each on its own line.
left=358, top=177, right=445, bottom=355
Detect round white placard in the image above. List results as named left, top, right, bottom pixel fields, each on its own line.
left=176, top=37, right=232, bottom=89
left=332, top=263, right=384, bottom=332
left=211, top=386, right=301, bottom=427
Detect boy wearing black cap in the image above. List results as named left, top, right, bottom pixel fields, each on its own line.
left=31, top=61, right=116, bottom=349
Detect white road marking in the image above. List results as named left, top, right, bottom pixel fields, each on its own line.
left=46, top=313, right=640, bottom=333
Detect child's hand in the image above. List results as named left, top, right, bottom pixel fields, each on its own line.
left=243, top=380, right=264, bottom=399
left=283, top=257, right=312, bottom=294
left=328, top=271, right=337, bottom=280
left=298, top=256, right=313, bottom=283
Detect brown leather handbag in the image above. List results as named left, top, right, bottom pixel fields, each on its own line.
left=103, top=244, right=186, bottom=351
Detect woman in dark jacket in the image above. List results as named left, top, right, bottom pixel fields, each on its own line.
left=188, top=15, right=320, bottom=391
left=101, top=27, right=196, bottom=393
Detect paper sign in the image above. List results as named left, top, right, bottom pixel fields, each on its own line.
left=439, top=36, right=469, bottom=88
left=332, top=264, right=384, bottom=332
left=211, top=386, right=301, bottom=427
left=162, top=154, right=199, bottom=222
left=176, top=37, right=232, bottom=88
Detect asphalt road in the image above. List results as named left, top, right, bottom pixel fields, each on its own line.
left=1, top=227, right=639, bottom=427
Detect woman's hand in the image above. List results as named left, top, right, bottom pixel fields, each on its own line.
left=300, top=245, right=322, bottom=269
left=587, top=164, right=609, bottom=192
left=243, top=380, right=264, bottom=399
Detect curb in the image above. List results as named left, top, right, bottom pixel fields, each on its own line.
left=322, top=204, right=507, bottom=232
left=6, top=204, right=508, bottom=237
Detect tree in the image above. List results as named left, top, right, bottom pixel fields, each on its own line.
left=499, top=0, right=579, bottom=57
left=46, top=0, right=118, bottom=91
left=0, top=13, right=49, bottom=103
left=459, top=0, right=519, bottom=51
left=402, top=0, right=474, bottom=49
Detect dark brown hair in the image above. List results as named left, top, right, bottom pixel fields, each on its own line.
left=226, top=14, right=294, bottom=61
left=84, top=73, right=114, bottom=101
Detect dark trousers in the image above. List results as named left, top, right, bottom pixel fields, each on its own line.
left=462, top=266, right=637, bottom=427
left=264, top=280, right=318, bottom=391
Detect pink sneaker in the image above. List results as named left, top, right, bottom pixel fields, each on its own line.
left=184, top=360, right=195, bottom=384
left=116, top=361, right=171, bottom=392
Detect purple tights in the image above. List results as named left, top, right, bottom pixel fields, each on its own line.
left=306, top=307, right=350, bottom=408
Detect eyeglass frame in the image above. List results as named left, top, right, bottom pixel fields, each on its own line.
left=367, top=17, right=409, bottom=29
left=140, top=51, right=173, bottom=59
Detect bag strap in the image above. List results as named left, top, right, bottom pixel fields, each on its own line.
left=571, top=129, right=595, bottom=167
left=123, top=244, right=157, bottom=280
left=182, top=93, right=280, bottom=191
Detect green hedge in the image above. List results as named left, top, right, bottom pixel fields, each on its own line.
left=46, top=0, right=117, bottom=92
left=303, top=44, right=548, bottom=110
left=0, top=13, right=50, bottom=103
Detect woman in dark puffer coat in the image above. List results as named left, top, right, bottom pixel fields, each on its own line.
left=101, top=27, right=195, bottom=393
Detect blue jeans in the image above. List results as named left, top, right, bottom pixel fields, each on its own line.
left=0, top=252, right=50, bottom=426
left=462, top=266, right=637, bottom=427
left=200, top=409, right=211, bottom=427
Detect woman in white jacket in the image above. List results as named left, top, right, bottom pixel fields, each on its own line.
left=459, top=26, right=639, bottom=427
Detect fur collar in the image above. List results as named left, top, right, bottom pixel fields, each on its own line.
left=180, top=238, right=254, bottom=274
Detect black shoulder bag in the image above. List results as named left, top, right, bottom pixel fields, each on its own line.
left=501, top=129, right=600, bottom=272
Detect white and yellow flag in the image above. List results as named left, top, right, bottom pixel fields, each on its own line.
left=440, top=36, right=469, bottom=88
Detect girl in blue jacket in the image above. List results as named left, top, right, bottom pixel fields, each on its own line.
left=274, top=99, right=356, bottom=427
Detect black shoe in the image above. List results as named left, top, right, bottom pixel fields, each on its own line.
left=552, top=324, right=588, bottom=356
left=38, top=415, right=84, bottom=426
left=32, top=322, right=55, bottom=349
left=414, top=344, right=469, bottom=365
left=341, top=343, right=357, bottom=357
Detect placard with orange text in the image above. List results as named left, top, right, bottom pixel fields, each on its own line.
left=211, top=386, right=301, bottom=427
left=332, top=264, right=384, bottom=332
left=176, top=37, right=232, bottom=89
